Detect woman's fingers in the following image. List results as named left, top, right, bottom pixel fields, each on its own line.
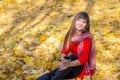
left=59, top=65, right=68, bottom=71
left=61, top=56, right=66, bottom=61
left=58, top=61, right=69, bottom=71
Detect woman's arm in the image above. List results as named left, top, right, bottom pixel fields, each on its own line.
left=68, top=60, right=81, bottom=67
left=61, top=43, right=69, bottom=61
left=61, top=43, right=69, bottom=56
left=67, top=38, right=91, bottom=68
left=59, top=38, right=91, bottom=70
left=78, top=38, right=91, bottom=65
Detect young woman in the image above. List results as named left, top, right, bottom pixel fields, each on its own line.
left=36, top=11, right=96, bottom=80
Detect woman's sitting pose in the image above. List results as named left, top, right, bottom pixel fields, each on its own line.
left=36, top=11, right=96, bottom=80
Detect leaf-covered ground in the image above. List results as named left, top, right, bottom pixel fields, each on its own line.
left=0, top=0, right=120, bottom=80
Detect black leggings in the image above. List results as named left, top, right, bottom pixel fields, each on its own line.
left=36, top=55, right=84, bottom=80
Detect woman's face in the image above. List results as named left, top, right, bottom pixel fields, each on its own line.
left=75, top=18, right=87, bottom=31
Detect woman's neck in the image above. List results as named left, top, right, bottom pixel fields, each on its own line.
left=75, top=30, right=81, bottom=36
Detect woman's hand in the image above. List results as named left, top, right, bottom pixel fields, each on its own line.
left=58, top=61, right=69, bottom=71
left=58, top=56, right=70, bottom=71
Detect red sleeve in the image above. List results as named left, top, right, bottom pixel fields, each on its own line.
left=78, top=38, right=91, bottom=65
left=61, top=43, right=69, bottom=56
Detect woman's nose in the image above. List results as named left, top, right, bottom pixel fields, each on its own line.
left=79, top=21, right=82, bottom=25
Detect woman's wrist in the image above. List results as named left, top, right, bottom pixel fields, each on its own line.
left=68, top=60, right=81, bottom=67
left=67, top=62, right=72, bottom=67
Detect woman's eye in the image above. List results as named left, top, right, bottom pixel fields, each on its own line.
left=83, top=21, right=86, bottom=23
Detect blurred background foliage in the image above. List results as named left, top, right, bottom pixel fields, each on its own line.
left=0, top=0, right=120, bottom=80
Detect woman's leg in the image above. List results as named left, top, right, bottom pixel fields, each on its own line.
left=36, top=54, right=79, bottom=80
left=50, top=67, right=72, bottom=80
left=36, top=67, right=72, bottom=80
left=36, top=68, right=59, bottom=80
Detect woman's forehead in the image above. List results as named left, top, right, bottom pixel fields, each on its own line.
left=77, top=18, right=87, bottom=21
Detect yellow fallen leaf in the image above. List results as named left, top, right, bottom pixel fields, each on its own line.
left=0, top=73, right=7, bottom=79
left=25, top=74, right=35, bottom=80
left=23, top=56, right=34, bottom=66
left=76, top=77, right=81, bottom=80
left=10, top=57, right=16, bottom=62
left=83, top=76, right=91, bottom=80
left=35, top=60, right=41, bottom=67
left=105, top=33, right=114, bottom=37
left=39, top=35, right=47, bottom=41
left=15, top=68, right=23, bottom=75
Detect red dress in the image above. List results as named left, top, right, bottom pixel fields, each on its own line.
left=61, top=37, right=91, bottom=79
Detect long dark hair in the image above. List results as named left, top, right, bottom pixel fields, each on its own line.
left=62, top=12, right=90, bottom=50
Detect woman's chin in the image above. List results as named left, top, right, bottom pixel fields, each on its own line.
left=76, top=29, right=82, bottom=31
